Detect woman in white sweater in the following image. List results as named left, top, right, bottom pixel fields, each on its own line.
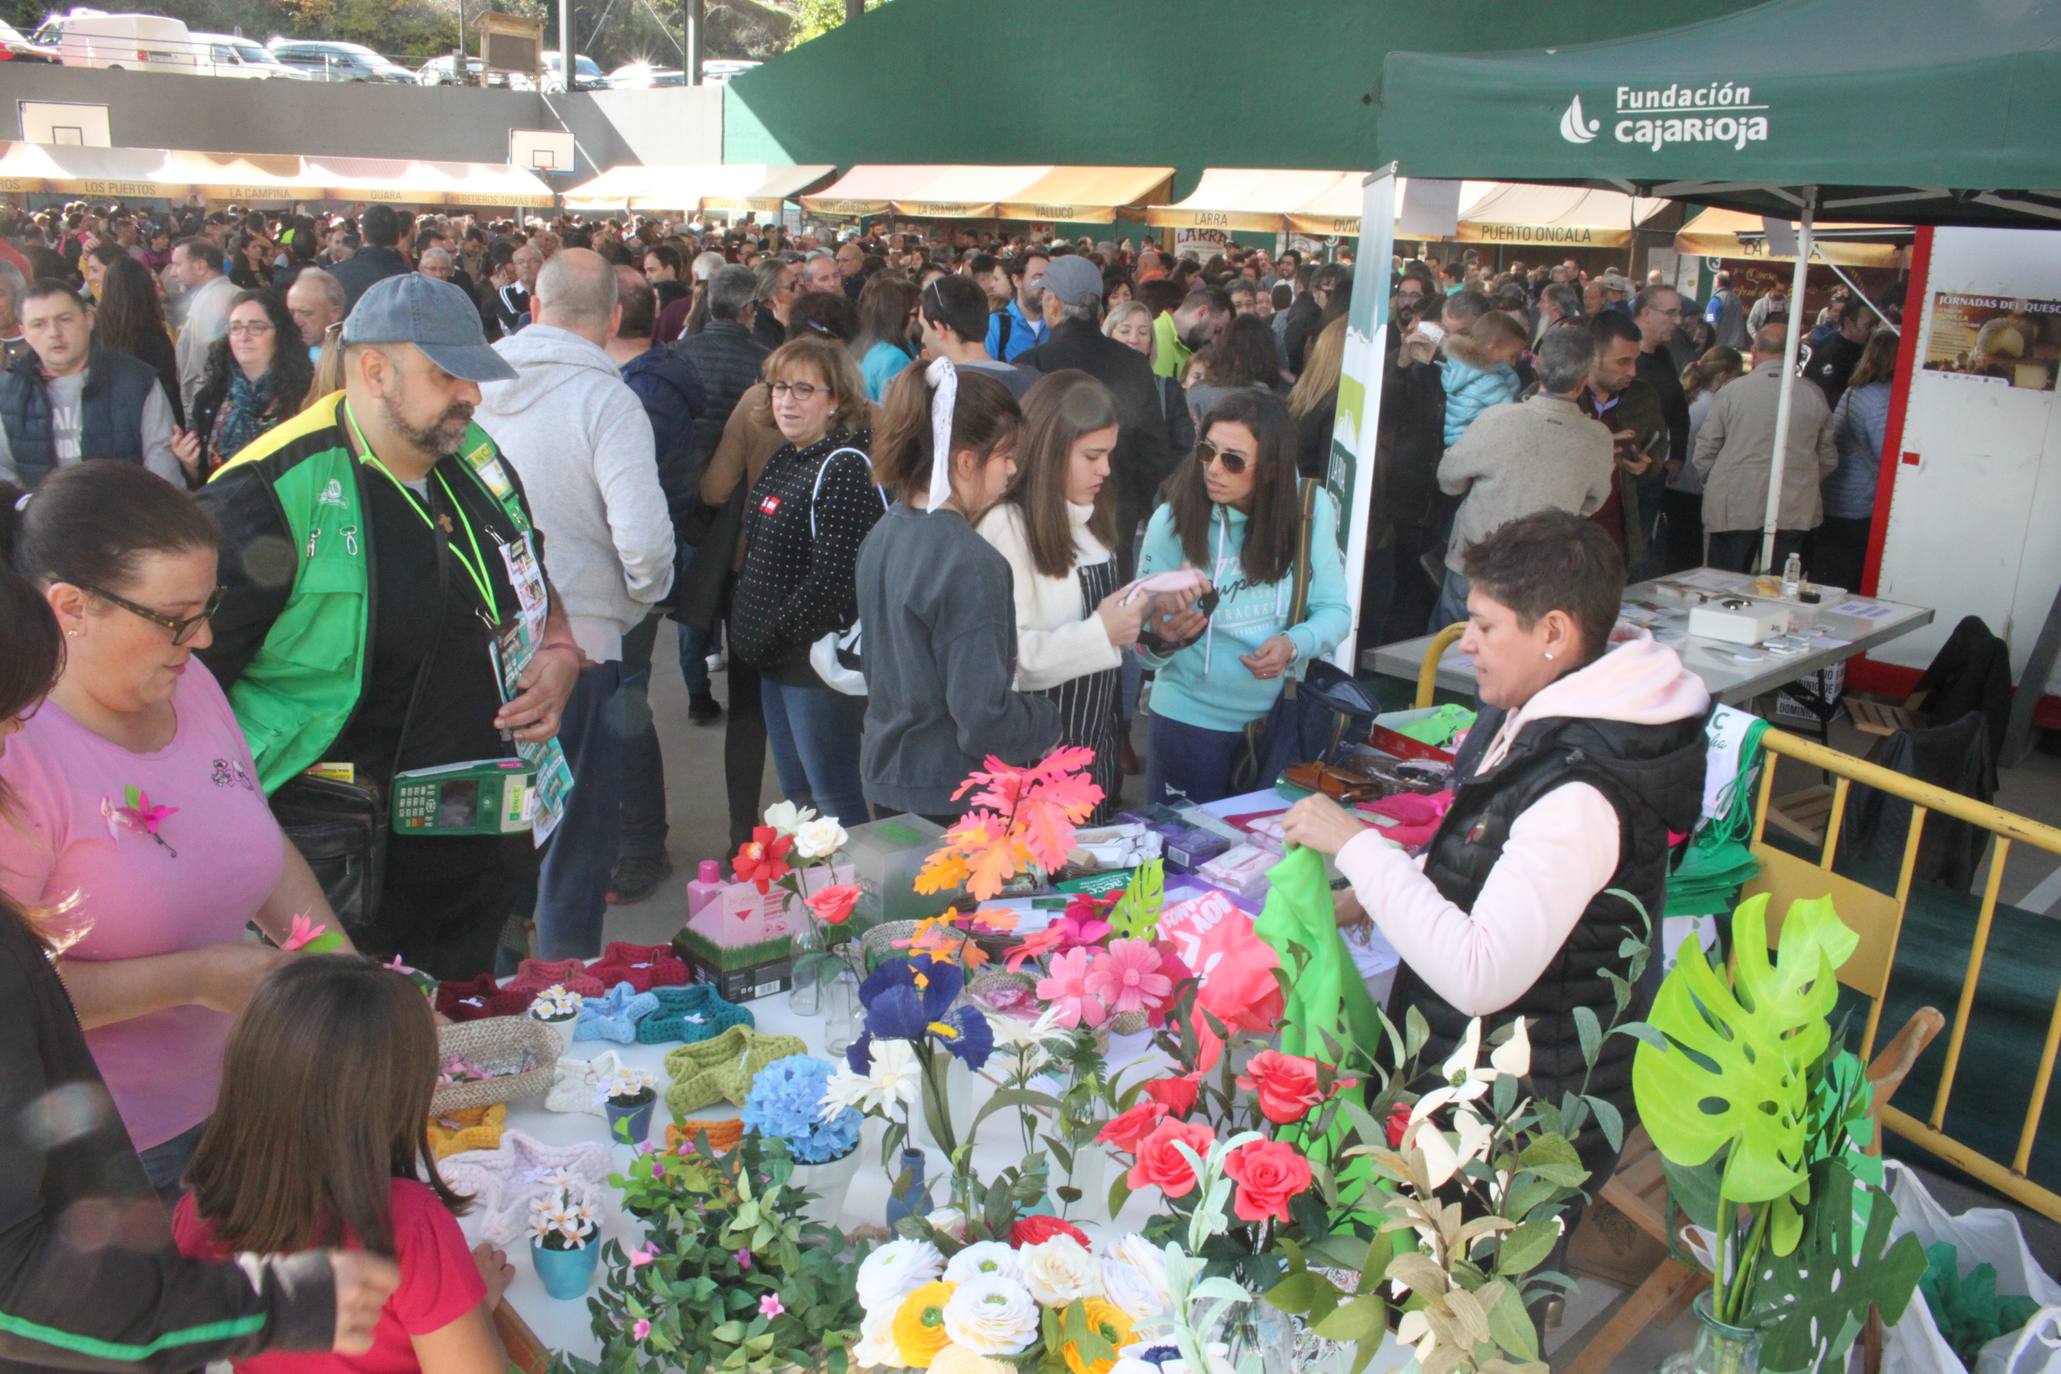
left=976, top=371, right=1148, bottom=820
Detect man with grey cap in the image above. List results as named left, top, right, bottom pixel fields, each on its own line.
left=475, top=247, right=673, bottom=959
left=196, top=272, right=582, bottom=978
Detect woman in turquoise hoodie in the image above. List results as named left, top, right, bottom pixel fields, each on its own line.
left=1136, top=388, right=1352, bottom=804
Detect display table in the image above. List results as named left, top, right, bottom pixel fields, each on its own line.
left=1364, top=567, right=1935, bottom=706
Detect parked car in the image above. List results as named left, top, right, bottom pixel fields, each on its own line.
left=266, top=38, right=415, bottom=83
left=416, top=54, right=531, bottom=88
left=32, top=10, right=197, bottom=71
left=699, top=58, right=758, bottom=84
left=540, top=50, right=606, bottom=91
left=607, top=61, right=686, bottom=89
left=191, top=31, right=304, bottom=78
left=0, top=19, right=58, bottom=61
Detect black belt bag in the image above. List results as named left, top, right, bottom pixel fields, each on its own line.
left=270, top=773, right=386, bottom=944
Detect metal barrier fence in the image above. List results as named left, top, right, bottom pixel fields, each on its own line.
left=1749, top=726, right=2061, bottom=1223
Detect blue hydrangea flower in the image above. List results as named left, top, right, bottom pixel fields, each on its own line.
left=741, top=1055, right=860, bottom=1164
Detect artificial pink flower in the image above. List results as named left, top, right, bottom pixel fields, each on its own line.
left=628, top=1243, right=658, bottom=1269
left=805, top=883, right=862, bottom=926
left=758, top=1294, right=785, bottom=1320
left=1084, top=938, right=1174, bottom=1016
left=1003, top=925, right=1065, bottom=973
left=631, top=1319, right=651, bottom=1342
left=736, top=1249, right=754, bottom=1271
left=1036, top=946, right=1108, bottom=1028
left=279, top=912, right=329, bottom=952
left=1052, top=893, right=1115, bottom=951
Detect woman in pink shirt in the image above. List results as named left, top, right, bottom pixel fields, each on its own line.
left=0, top=464, right=352, bottom=1200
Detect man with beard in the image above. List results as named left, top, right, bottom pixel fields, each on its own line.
left=196, top=273, right=581, bottom=978
left=1151, top=284, right=1234, bottom=381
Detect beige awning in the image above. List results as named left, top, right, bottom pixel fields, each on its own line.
left=1148, top=169, right=1361, bottom=233
left=1452, top=183, right=1668, bottom=249
left=1676, top=207, right=1910, bottom=268
left=563, top=162, right=833, bottom=214
left=803, top=165, right=1173, bottom=222
left=0, top=142, right=553, bottom=207
left=305, top=155, right=555, bottom=208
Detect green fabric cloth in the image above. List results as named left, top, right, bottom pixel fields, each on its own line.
left=1665, top=713, right=1767, bottom=918
left=1387, top=703, right=1475, bottom=747
left=1254, top=845, right=1385, bottom=1065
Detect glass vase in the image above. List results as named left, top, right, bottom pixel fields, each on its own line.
left=1656, top=1291, right=1762, bottom=1374
left=824, top=961, right=862, bottom=1056
left=787, top=920, right=823, bottom=1015
left=884, top=1147, right=932, bottom=1231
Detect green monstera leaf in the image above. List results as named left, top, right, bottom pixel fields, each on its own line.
left=1748, top=1159, right=1927, bottom=1374
left=1633, top=894, right=1858, bottom=1217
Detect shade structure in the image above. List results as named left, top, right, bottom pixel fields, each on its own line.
left=563, top=162, right=834, bottom=215
left=0, top=142, right=310, bottom=200
left=304, top=155, right=555, bottom=208
left=1450, top=182, right=1667, bottom=250
left=1374, top=0, right=2061, bottom=226
left=1675, top=206, right=1908, bottom=268
left=803, top=165, right=1172, bottom=223
left=1148, top=169, right=1358, bottom=233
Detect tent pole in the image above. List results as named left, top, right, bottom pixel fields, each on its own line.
left=1810, top=247, right=1899, bottom=335
left=1760, top=187, right=1816, bottom=573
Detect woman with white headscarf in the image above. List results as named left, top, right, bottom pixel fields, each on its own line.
left=854, top=359, right=1060, bottom=823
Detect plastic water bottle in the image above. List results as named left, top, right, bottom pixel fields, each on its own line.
left=1781, top=552, right=1803, bottom=599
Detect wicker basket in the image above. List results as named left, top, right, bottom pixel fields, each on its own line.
left=965, top=969, right=1038, bottom=1016
left=432, top=1016, right=561, bottom=1114
left=1107, top=1009, right=1149, bottom=1037
left=860, top=920, right=923, bottom=972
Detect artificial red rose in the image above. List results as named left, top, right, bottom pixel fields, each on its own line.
left=1223, top=1139, right=1313, bottom=1224
left=1141, top=1072, right=1203, bottom=1118
left=1095, top=1101, right=1170, bottom=1153
left=1010, top=1215, right=1092, bottom=1250
left=1237, top=1051, right=1324, bottom=1125
left=1126, top=1118, right=1216, bottom=1199
left=731, top=826, right=793, bottom=894
left=1385, top=1101, right=1412, bottom=1148
left=804, top=882, right=862, bottom=925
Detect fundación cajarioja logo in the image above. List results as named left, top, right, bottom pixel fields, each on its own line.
left=1557, top=85, right=1769, bottom=152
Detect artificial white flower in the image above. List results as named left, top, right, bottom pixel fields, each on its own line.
left=1098, top=1234, right=1172, bottom=1320
left=1397, top=1309, right=1438, bottom=1364
left=855, top=1237, right=943, bottom=1314
left=1410, top=1019, right=1500, bottom=1126
left=925, top=1207, right=970, bottom=1242
left=987, top=1005, right=1070, bottom=1074
left=1018, top=1235, right=1101, bottom=1307
left=527, top=985, right=581, bottom=1019
left=794, top=816, right=849, bottom=859
left=1409, top=1104, right=1496, bottom=1190
left=1490, top=1016, right=1531, bottom=1077
left=851, top=1307, right=901, bottom=1368
left=942, top=1274, right=1040, bottom=1355
left=931, top=1348, right=1012, bottom=1374
left=944, top=1240, right=1023, bottom=1285
left=1114, top=1339, right=1236, bottom=1374
left=762, top=800, right=817, bottom=837
left=820, top=1039, right=922, bottom=1123
left=593, top=1066, right=656, bottom=1108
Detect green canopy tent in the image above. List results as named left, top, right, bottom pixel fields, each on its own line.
left=1373, top=0, right=2061, bottom=567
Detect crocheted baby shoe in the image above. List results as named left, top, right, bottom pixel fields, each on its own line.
left=666, top=1117, right=746, bottom=1155
left=574, top=981, right=661, bottom=1043
left=663, top=1026, right=807, bottom=1117
left=492, top=958, right=608, bottom=1014
left=634, top=983, right=754, bottom=1045
left=586, top=941, right=691, bottom=993
left=545, top=1050, right=626, bottom=1117
left=427, top=1103, right=507, bottom=1159
left=435, top=973, right=503, bottom=1023
left=439, top=1131, right=613, bottom=1247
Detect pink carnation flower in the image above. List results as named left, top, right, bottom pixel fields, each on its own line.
left=1084, top=937, right=1174, bottom=1016
left=1035, top=945, right=1108, bottom=1028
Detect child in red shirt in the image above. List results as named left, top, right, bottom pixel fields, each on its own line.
left=172, top=956, right=512, bottom=1374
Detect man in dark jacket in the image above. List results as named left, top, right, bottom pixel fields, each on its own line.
left=604, top=267, right=712, bottom=901
left=1581, top=310, right=1668, bottom=574
left=1801, top=296, right=1873, bottom=408
left=328, top=204, right=409, bottom=314
left=0, top=281, right=181, bottom=488
left=1021, top=256, right=1174, bottom=580
left=1631, top=286, right=1690, bottom=577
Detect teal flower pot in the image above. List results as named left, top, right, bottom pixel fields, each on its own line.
left=605, top=1094, right=656, bottom=1145
left=530, top=1238, right=600, bottom=1299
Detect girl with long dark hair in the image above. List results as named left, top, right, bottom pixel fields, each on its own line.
left=173, top=289, right=312, bottom=482
left=94, top=252, right=185, bottom=427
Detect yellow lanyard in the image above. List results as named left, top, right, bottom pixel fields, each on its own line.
left=343, top=401, right=501, bottom=626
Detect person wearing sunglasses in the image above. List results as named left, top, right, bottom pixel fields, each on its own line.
left=0, top=464, right=357, bottom=1203
left=1134, top=388, right=1352, bottom=805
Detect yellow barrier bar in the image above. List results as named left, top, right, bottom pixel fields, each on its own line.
left=1822, top=776, right=1852, bottom=865
left=1884, top=1105, right=2061, bottom=1223
left=1866, top=808, right=1928, bottom=1062
left=1415, top=623, right=1468, bottom=711
left=1759, top=730, right=2061, bottom=856
left=2016, top=978, right=2061, bottom=1177
left=1932, top=838, right=2010, bottom=1130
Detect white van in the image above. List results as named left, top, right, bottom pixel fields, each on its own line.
left=32, top=9, right=198, bottom=71
left=190, top=31, right=303, bottom=78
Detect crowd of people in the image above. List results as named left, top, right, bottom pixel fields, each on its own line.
left=0, top=193, right=1894, bottom=1371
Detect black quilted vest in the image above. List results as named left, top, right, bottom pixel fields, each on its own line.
left=0, top=344, right=157, bottom=488
left=1389, top=699, right=1708, bottom=1179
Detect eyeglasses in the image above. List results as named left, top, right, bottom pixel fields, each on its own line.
left=80, top=583, right=225, bottom=646
left=227, top=321, right=275, bottom=337
left=1195, top=440, right=1252, bottom=476
left=769, top=380, right=823, bottom=399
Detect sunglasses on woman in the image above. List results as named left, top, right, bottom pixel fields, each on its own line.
left=81, top=584, right=226, bottom=647
left=1195, top=439, right=1253, bottom=476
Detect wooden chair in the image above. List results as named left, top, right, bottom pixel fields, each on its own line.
left=1414, top=621, right=1468, bottom=709
left=1561, top=841, right=1945, bottom=1374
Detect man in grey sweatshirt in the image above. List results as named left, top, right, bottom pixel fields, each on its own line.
left=475, top=247, right=674, bottom=959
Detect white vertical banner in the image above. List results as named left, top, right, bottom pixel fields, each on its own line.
left=1323, top=166, right=1399, bottom=670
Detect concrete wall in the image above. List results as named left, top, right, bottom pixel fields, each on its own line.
left=1, top=64, right=719, bottom=175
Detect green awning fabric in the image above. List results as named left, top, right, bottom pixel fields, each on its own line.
left=1375, top=0, right=2061, bottom=226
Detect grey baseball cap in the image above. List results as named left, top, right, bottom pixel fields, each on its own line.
left=1042, top=254, right=1104, bottom=309
left=340, top=272, right=515, bottom=383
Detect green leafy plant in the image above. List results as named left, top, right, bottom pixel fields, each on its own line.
left=1748, top=1160, right=1927, bottom=1372
left=1107, top=859, right=1165, bottom=940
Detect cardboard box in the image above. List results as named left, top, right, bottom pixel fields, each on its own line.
left=682, top=863, right=854, bottom=961
left=685, top=950, right=794, bottom=1004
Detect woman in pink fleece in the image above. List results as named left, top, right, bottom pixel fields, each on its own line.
left=1284, top=510, right=1709, bottom=1189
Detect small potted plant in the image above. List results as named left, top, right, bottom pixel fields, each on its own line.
left=740, top=1054, right=862, bottom=1226
left=527, top=1175, right=602, bottom=1299
left=527, top=984, right=582, bottom=1053
left=595, top=1065, right=659, bottom=1146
